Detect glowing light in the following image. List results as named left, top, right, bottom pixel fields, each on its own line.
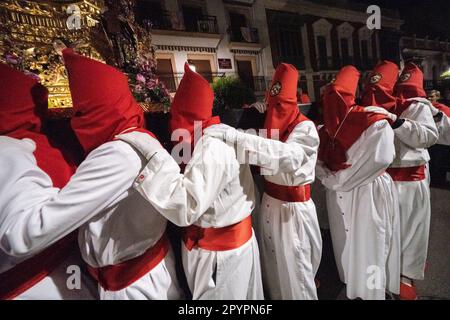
left=188, top=63, right=196, bottom=73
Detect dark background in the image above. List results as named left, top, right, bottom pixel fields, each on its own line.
left=356, top=0, right=450, bottom=38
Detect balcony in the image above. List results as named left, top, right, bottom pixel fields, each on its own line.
left=145, top=10, right=219, bottom=35
left=186, top=15, right=219, bottom=34
left=402, top=36, right=450, bottom=53
left=228, top=26, right=260, bottom=43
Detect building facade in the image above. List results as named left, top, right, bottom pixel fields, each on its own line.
left=401, top=35, right=450, bottom=95
left=136, top=0, right=403, bottom=101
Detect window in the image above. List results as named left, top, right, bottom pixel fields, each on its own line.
left=182, top=5, right=204, bottom=32
left=340, top=38, right=350, bottom=64
left=266, top=10, right=305, bottom=69
left=317, top=36, right=328, bottom=69
left=236, top=60, right=254, bottom=90
left=229, top=12, right=248, bottom=42
left=156, top=59, right=176, bottom=92
left=135, top=0, right=164, bottom=26
left=277, top=27, right=304, bottom=69
left=188, top=59, right=213, bottom=83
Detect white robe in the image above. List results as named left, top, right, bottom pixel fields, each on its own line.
left=133, top=136, right=264, bottom=300
left=0, top=135, right=182, bottom=300
left=75, top=139, right=182, bottom=300
left=436, top=112, right=450, bottom=146
left=317, top=120, right=401, bottom=300
left=234, top=121, right=322, bottom=299
left=0, top=136, right=96, bottom=300
left=390, top=100, right=439, bottom=280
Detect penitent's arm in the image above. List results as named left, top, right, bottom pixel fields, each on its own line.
left=132, top=138, right=238, bottom=227
left=0, top=140, right=141, bottom=258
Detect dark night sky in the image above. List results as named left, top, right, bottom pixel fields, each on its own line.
left=354, top=0, right=450, bottom=39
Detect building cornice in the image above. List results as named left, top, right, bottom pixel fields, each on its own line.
left=263, top=0, right=403, bottom=29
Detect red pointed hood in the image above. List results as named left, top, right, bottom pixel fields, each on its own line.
left=319, top=65, right=389, bottom=172
left=0, top=63, right=76, bottom=188
left=169, top=63, right=220, bottom=146
left=361, top=60, right=399, bottom=111
left=322, top=66, right=359, bottom=137
left=0, top=63, right=47, bottom=135
left=63, top=48, right=145, bottom=154
left=264, top=63, right=307, bottom=141
left=396, top=62, right=426, bottom=99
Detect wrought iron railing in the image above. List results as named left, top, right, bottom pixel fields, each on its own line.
left=146, top=11, right=219, bottom=34
left=190, top=15, right=219, bottom=34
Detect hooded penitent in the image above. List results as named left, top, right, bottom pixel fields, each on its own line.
left=0, top=63, right=76, bottom=187
left=392, top=62, right=428, bottom=117
left=396, top=62, right=426, bottom=100
left=169, top=62, right=220, bottom=150
left=62, top=48, right=151, bottom=155
left=361, top=60, right=399, bottom=112
left=0, top=63, right=77, bottom=300
left=264, top=63, right=308, bottom=141
left=318, top=66, right=389, bottom=172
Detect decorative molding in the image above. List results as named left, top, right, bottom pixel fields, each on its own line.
left=155, top=44, right=217, bottom=53
left=230, top=48, right=260, bottom=55
left=337, top=22, right=355, bottom=58
left=264, top=0, right=403, bottom=29
left=337, top=22, right=354, bottom=38
left=358, top=26, right=374, bottom=58
left=312, top=18, right=332, bottom=35
left=312, top=18, right=332, bottom=58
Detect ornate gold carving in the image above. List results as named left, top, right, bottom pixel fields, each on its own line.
left=0, top=0, right=105, bottom=109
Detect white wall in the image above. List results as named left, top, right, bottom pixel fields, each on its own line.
left=155, top=0, right=269, bottom=78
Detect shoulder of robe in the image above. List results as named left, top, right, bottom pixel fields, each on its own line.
left=402, top=100, right=432, bottom=119
left=293, top=120, right=319, bottom=135
left=288, top=120, right=320, bottom=144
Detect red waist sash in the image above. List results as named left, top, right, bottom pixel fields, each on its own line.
left=0, top=232, right=77, bottom=300
left=87, top=233, right=169, bottom=292
left=387, top=165, right=426, bottom=182
left=264, top=180, right=311, bottom=202
left=183, top=215, right=253, bottom=251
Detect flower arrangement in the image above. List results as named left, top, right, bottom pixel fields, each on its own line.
left=128, top=55, right=171, bottom=110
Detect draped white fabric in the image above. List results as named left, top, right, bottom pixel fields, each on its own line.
left=317, top=120, right=401, bottom=300
left=134, top=135, right=264, bottom=299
